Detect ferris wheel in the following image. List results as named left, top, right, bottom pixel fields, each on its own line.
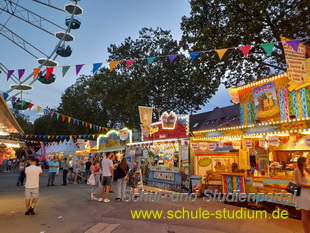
left=0, top=0, right=83, bottom=110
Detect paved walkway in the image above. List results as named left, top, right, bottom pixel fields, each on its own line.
left=0, top=171, right=304, bottom=233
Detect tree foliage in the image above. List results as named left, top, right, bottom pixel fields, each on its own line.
left=180, top=0, right=309, bottom=87
left=55, top=27, right=221, bottom=130
left=11, top=108, right=34, bottom=134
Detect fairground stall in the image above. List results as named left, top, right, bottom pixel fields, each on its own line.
left=192, top=72, right=310, bottom=218
left=127, top=111, right=190, bottom=192
left=0, top=95, right=25, bottom=172
left=97, top=128, right=132, bottom=161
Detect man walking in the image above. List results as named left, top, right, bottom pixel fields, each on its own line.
left=98, top=152, right=114, bottom=203
left=24, top=158, right=42, bottom=215
left=47, top=157, right=59, bottom=186
left=61, top=158, right=70, bottom=186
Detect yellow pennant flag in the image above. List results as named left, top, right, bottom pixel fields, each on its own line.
left=47, top=136, right=51, bottom=139
left=92, top=135, right=96, bottom=138
left=110, top=61, right=121, bottom=72
left=33, top=68, right=41, bottom=79
left=69, top=135, right=72, bottom=138
left=215, top=48, right=228, bottom=60
left=37, top=106, right=41, bottom=113
left=68, top=117, right=72, bottom=123
left=89, top=124, right=92, bottom=129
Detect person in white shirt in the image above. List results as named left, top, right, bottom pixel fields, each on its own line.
left=24, top=158, right=42, bottom=215
left=98, top=153, right=114, bottom=203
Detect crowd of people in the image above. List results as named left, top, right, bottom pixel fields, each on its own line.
left=7, top=152, right=141, bottom=216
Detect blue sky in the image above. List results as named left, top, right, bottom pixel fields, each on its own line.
left=0, top=0, right=231, bottom=122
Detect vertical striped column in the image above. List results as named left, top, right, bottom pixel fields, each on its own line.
left=283, top=88, right=290, bottom=120
left=243, top=103, right=249, bottom=125
left=279, top=88, right=286, bottom=121
left=251, top=101, right=257, bottom=123
left=296, top=90, right=303, bottom=118
left=247, top=101, right=252, bottom=125
left=291, top=91, right=299, bottom=118
left=240, top=104, right=245, bottom=125
left=300, top=88, right=309, bottom=118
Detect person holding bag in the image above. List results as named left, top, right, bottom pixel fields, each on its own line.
left=89, top=160, right=101, bottom=201
left=115, top=157, right=129, bottom=201
left=295, top=156, right=310, bottom=233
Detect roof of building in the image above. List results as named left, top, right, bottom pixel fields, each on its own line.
left=190, top=105, right=240, bottom=132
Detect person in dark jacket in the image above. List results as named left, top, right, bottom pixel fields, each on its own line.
left=115, top=157, right=129, bottom=201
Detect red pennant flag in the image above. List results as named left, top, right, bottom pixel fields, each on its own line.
left=238, top=45, right=252, bottom=57
left=46, top=67, right=54, bottom=79
left=126, top=59, right=136, bottom=68
left=61, top=115, right=66, bottom=122
left=306, top=46, right=310, bottom=56
left=28, top=103, right=34, bottom=110
left=74, top=135, right=78, bottom=139
left=52, top=136, right=55, bottom=139
left=85, top=122, right=89, bottom=128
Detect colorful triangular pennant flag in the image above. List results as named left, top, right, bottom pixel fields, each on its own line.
left=215, top=49, right=228, bottom=60
left=286, top=39, right=301, bottom=52
left=33, top=68, right=41, bottom=79
left=7, top=70, right=14, bottom=81
left=76, top=64, right=84, bottom=76
left=110, top=61, right=121, bottom=72
left=37, top=106, right=41, bottom=113
left=168, top=54, right=178, bottom=63
left=147, top=57, right=157, bottom=65
left=18, top=69, right=25, bottom=80
left=2, top=92, right=8, bottom=100
left=62, top=66, right=70, bottom=77
left=260, top=43, right=274, bottom=56
left=126, top=59, right=136, bottom=68
left=46, top=67, right=54, bottom=80
left=306, top=46, right=310, bottom=56
left=189, top=52, right=201, bottom=61
left=92, top=63, right=102, bottom=73
left=238, top=45, right=252, bottom=57
left=68, top=117, right=71, bottom=123
left=28, top=103, right=34, bottom=110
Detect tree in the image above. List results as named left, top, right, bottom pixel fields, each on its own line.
left=103, top=27, right=220, bottom=127
left=180, top=0, right=309, bottom=88
left=11, top=108, right=34, bottom=134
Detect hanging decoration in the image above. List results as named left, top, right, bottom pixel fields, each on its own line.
left=2, top=37, right=308, bottom=82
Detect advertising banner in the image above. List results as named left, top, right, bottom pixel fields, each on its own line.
left=138, top=106, right=153, bottom=124
left=253, top=81, right=280, bottom=122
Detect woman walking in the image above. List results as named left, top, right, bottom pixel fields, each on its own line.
left=17, top=159, right=26, bottom=186
left=90, top=160, right=101, bottom=201
left=115, top=157, right=129, bottom=201
left=295, top=156, right=310, bottom=233
left=128, top=160, right=141, bottom=196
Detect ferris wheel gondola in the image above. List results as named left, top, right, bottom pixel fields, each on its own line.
left=0, top=0, right=83, bottom=107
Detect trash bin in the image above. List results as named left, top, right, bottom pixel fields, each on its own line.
left=190, top=175, right=202, bottom=197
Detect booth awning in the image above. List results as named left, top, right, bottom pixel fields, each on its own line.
left=0, top=95, right=24, bottom=134
left=0, top=139, right=26, bottom=148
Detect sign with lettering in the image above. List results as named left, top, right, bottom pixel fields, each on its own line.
left=305, top=136, right=310, bottom=147
left=154, top=172, right=175, bottom=181
left=268, top=136, right=279, bottom=146
left=149, top=126, right=159, bottom=136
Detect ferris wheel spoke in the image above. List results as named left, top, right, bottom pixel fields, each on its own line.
left=0, top=0, right=66, bottom=36
left=31, top=0, right=66, bottom=13
left=0, top=23, right=48, bottom=58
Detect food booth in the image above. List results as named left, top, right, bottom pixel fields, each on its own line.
left=127, top=112, right=190, bottom=192
left=0, top=95, right=25, bottom=172
left=192, top=72, right=310, bottom=218
left=97, top=128, right=132, bottom=161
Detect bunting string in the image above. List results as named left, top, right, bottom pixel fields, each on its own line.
left=8, top=98, right=111, bottom=132
left=1, top=37, right=309, bottom=82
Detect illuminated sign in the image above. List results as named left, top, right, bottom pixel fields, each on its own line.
left=161, top=111, right=177, bottom=129
left=150, top=127, right=159, bottom=136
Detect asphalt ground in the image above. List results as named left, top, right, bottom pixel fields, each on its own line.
left=0, top=170, right=304, bottom=233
